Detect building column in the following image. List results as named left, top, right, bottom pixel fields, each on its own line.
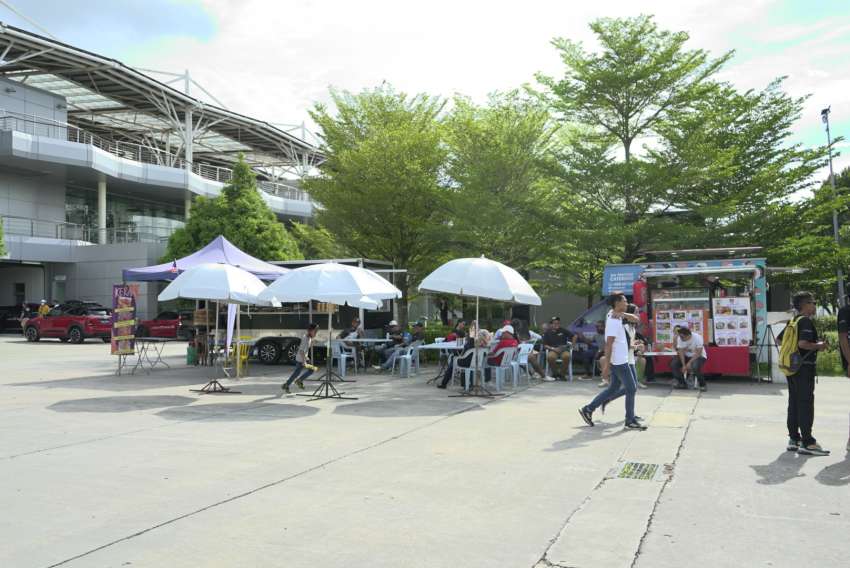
left=184, top=191, right=192, bottom=220
left=184, top=105, right=194, bottom=221
left=97, top=174, right=107, bottom=245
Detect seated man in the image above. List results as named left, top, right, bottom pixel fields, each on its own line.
left=378, top=321, right=423, bottom=371
left=671, top=326, right=708, bottom=391
left=376, top=320, right=404, bottom=366
left=338, top=316, right=364, bottom=364
left=542, top=316, right=575, bottom=380
left=484, top=325, right=519, bottom=382
left=572, top=320, right=605, bottom=376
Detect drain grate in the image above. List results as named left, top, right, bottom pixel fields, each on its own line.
left=617, top=462, right=660, bottom=480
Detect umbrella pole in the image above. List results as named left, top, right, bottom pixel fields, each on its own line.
left=191, top=300, right=239, bottom=394
left=299, top=304, right=357, bottom=401
left=449, top=295, right=501, bottom=398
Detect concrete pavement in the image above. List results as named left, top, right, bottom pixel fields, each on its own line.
left=0, top=336, right=847, bottom=567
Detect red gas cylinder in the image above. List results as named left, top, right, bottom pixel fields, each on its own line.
left=633, top=279, right=648, bottom=307
left=639, top=310, right=649, bottom=328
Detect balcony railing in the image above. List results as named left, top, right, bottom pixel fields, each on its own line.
left=1, top=214, right=171, bottom=245
left=0, top=112, right=310, bottom=202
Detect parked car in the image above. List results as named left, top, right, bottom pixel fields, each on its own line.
left=24, top=305, right=113, bottom=343
left=136, top=310, right=194, bottom=339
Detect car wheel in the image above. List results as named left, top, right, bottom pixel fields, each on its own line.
left=283, top=340, right=299, bottom=364
left=59, top=337, right=69, bottom=343
left=24, top=326, right=40, bottom=342
left=256, top=340, right=282, bottom=365
left=68, top=327, right=84, bottom=344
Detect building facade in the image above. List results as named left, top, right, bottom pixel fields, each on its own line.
left=0, top=23, right=320, bottom=317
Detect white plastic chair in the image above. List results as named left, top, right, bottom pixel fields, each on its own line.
left=394, top=341, right=423, bottom=377
left=457, top=349, right=487, bottom=390
left=331, top=340, right=357, bottom=378
left=487, top=347, right=517, bottom=391
left=544, top=344, right=574, bottom=381
left=512, top=342, right=536, bottom=386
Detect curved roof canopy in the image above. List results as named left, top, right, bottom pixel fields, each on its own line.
left=0, top=22, right=322, bottom=173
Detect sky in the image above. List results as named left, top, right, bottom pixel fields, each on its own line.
left=2, top=0, right=849, bottom=179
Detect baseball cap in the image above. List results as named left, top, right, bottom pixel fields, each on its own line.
left=388, top=320, right=398, bottom=326
left=550, top=316, right=561, bottom=322
left=499, top=324, right=515, bottom=335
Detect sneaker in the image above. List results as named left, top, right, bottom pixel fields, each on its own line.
left=624, top=421, right=648, bottom=431
left=436, top=384, right=447, bottom=389
left=797, top=443, right=830, bottom=456
left=543, top=376, right=556, bottom=382
left=296, top=379, right=305, bottom=390
left=281, top=384, right=290, bottom=394
left=576, top=375, right=593, bottom=381
left=699, top=385, right=707, bottom=392
left=578, top=407, right=594, bottom=427
left=598, top=380, right=609, bottom=388
left=786, top=438, right=801, bottom=452
left=637, top=381, right=648, bottom=389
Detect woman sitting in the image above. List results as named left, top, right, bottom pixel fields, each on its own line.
left=438, top=329, right=491, bottom=389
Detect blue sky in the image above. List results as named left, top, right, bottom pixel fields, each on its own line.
left=2, top=0, right=849, bottom=178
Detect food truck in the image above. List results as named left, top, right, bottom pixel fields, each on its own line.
left=575, top=248, right=774, bottom=377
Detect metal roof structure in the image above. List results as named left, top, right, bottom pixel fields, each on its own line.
left=0, top=22, right=322, bottom=176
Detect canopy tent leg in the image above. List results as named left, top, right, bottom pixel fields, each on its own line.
left=298, top=307, right=357, bottom=401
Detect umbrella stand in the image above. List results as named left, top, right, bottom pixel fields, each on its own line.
left=448, top=295, right=503, bottom=399
left=192, top=301, right=240, bottom=394
left=298, top=305, right=357, bottom=401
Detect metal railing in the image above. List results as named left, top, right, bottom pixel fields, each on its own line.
left=0, top=112, right=311, bottom=202
left=1, top=214, right=172, bottom=245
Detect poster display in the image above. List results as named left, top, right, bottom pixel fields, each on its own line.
left=712, top=297, right=752, bottom=346
left=654, top=309, right=707, bottom=349
left=111, top=284, right=136, bottom=355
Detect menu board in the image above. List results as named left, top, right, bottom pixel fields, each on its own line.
left=111, top=284, right=136, bottom=355
left=712, top=297, right=752, bottom=346
left=654, top=309, right=707, bottom=349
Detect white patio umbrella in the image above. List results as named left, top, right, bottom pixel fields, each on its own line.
left=258, top=263, right=402, bottom=400
left=418, top=256, right=541, bottom=396
left=158, top=263, right=277, bottom=390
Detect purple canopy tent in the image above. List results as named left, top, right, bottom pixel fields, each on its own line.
left=122, top=235, right=289, bottom=282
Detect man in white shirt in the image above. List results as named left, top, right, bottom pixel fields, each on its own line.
left=671, top=326, right=708, bottom=391
left=578, top=293, right=646, bottom=430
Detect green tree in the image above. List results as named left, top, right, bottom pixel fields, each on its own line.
left=304, top=85, right=450, bottom=324
left=0, top=218, right=6, bottom=256
left=538, top=14, right=731, bottom=261
left=289, top=222, right=352, bottom=259
left=163, top=155, right=302, bottom=261
left=443, top=92, right=558, bottom=269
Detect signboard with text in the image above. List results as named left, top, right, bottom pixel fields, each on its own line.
left=111, top=284, right=136, bottom=355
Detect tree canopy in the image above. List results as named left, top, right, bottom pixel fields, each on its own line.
left=163, top=155, right=302, bottom=262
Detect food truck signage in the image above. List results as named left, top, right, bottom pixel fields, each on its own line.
left=602, top=265, right=646, bottom=295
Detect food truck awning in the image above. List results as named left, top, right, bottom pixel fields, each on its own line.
left=642, top=266, right=760, bottom=278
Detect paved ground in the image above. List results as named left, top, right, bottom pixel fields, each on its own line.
left=1, top=335, right=848, bottom=568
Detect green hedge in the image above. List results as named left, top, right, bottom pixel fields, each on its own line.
left=812, top=316, right=843, bottom=375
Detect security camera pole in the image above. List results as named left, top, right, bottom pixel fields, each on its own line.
left=822, top=106, right=845, bottom=307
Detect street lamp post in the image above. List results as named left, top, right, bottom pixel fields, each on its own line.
left=822, top=106, right=845, bottom=307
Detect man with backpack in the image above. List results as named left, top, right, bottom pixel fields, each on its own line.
left=780, top=291, right=830, bottom=456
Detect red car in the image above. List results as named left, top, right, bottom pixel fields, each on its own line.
left=24, top=305, right=112, bottom=343
left=136, top=310, right=194, bottom=339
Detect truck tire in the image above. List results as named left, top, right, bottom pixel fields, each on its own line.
left=256, top=340, right=282, bottom=365
left=68, top=326, right=84, bottom=344
left=25, top=326, right=40, bottom=342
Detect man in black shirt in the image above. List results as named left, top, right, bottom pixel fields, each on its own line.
left=836, top=300, right=850, bottom=452
left=542, top=316, right=575, bottom=380
left=786, top=291, right=829, bottom=456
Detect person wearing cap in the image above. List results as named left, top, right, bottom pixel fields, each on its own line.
left=376, top=321, right=425, bottom=371
left=542, top=316, right=576, bottom=380
left=484, top=325, right=519, bottom=382
left=37, top=300, right=50, bottom=317
left=375, top=320, right=404, bottom=367
left=494, top=320, right=513, bottom=340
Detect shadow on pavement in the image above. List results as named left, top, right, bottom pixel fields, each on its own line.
left=333, top=398, right=483, bottom=418
left=546, top=424, right=627, bottom=452
left=156, top=402, right=319, bottom=422
left=750, top=451, right=807, bottom=485
left=48, top=395, right=196, bottom=413
left=815, top=456, right=850, bottom=486
left=10, top=371, right=235, bottom=392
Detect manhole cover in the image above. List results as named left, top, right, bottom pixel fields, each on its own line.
left=617, top=462, right=660, bottom=480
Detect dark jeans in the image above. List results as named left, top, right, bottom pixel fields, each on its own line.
left=584, top=363, right=636, bottom=423
left=787, top=365, right=816, bottom=446
left=600, top=363, right=639, bottom=406
left=572, top=347, right=598, bottom=373
left=671, top=356, right=706, bottom=387
left=285, top=362, right=314, bottom=388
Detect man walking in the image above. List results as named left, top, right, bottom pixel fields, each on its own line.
left=579, top=294, right=646, bottom=430
left=785, top=291, right=829, bottom=456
